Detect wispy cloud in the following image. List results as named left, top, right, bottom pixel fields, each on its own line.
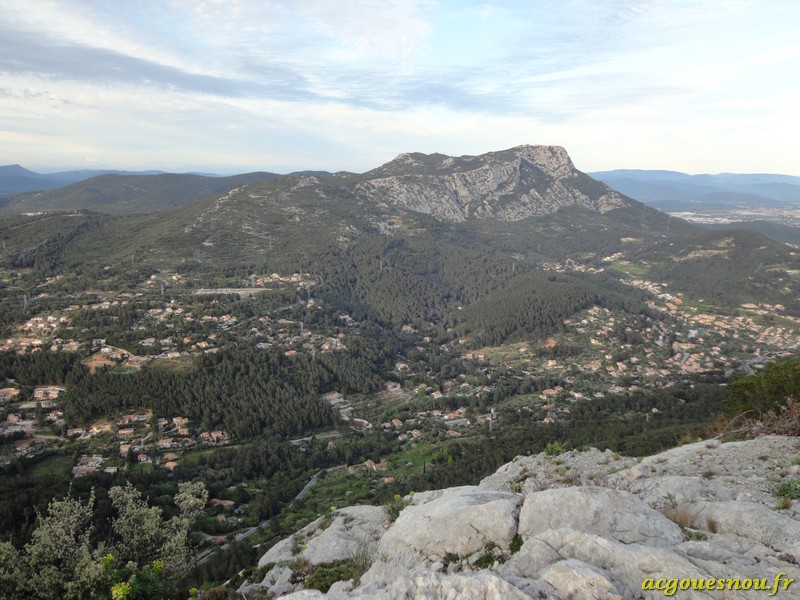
left=0, top=0, right=797, bottom=174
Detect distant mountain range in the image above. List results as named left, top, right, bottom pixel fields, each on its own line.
left=0, top=170, right=282, bottom=215
left=0, top=164, right=171, bottom=196
left=589, top=169, right=800, bottom=210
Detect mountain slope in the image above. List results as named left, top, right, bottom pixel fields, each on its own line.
left=3, top=145, right=800, bottom=328
left=1, top=171, right=281, bottom=215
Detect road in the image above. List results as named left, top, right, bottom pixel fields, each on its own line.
left=195, top=464, right=346, bottom=565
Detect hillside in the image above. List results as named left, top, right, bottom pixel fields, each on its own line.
left=3, top=146, right=800, bottom=334
left=1, top=171, right=281, bottom=215
left=0, top=164, right=167, bottom=198
left=240, top=435, right=800, bottom=599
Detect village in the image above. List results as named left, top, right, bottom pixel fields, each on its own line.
left=2, top=266, right=800, bottom=480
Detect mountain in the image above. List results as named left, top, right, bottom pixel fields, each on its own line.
left=0, top=165, right=168, bottom=197
left=3, top=145, right=800, bottom=331
left=0, top=171, right=281, bottom=215
left=590, top=169, right=800, bottom=210
left=358, top=145, right=628, bottom=221
left=240, top=435, right=800, bottom=598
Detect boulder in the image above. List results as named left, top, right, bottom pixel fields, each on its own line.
left=519, top=486, right=685, bottom=546
left=377, top=486, right=521, bottom=565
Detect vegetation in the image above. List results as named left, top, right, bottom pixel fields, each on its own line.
left=0, top=482, right=206, bottom=599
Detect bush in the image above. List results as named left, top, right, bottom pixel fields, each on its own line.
left=383, top=493, right=410, bottom=522
left=544, top=441, right=565, bottom=456
left=305, top=560, right=360, bottom=593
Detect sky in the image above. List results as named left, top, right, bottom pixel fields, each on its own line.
left=0, top=0, right=798, bottom=175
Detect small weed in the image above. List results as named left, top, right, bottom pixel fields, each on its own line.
left=702, top=470, right=716, bottom=479
left=683, top=529, right=707, bottom=541
left=472, top=541, right=504, bottom=569
left=443, top=552, right=460, bottom=566
left=776, top=496, right=793, bottom=510
left=758, top=455, right=770, bottom=461
left=509, top=534, right=523, bottom=554
left=775, top=479, right=800, bottom=499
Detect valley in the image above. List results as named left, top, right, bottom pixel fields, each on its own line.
left=1, top=146, right=799, bottom=593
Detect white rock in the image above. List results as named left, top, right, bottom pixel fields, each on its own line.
left=519, top=486, right=684, bottom=546
left=378, top=486, right=521, bottom=565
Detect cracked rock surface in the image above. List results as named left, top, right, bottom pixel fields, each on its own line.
left=246, top=436, right=800, bottom=599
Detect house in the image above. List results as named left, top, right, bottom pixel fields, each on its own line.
left=209, top=499, right=235, bottom=510
left=157, top=438, right=173, bottom=449
left=0, top=388, right=20, bottom=403
left=391, top=418, right=403, bottom=429
left=164, top=461, right=178, bottom=471
left=67, top=427, right=85, bottom=437
left=33, top=386, right=66, bottom=400
left=117, top=428, right=134, bottom=437
left=119, top=444, right=131, bottom=455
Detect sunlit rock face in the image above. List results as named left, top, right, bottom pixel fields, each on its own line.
left=357, top=145, right=630, bottom=223
left=249, top=435, right=800, bottom=599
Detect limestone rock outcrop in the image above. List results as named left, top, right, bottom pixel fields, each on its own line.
left=246, top=436, right=800, bottom=599
left=357, top=145, right=630, bottom=222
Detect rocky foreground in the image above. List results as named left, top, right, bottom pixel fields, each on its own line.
left=241, top=436, right=800, bottom=599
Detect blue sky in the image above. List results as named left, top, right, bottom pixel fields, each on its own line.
left=0, top=0, right=798, bottom=174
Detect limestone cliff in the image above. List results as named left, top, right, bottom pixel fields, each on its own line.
left=356, top=145, right=629, bottom=222
left=243, top=435, right=800, bottom=599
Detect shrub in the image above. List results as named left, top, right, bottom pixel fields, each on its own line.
left=305, top=560, right=361, bottom=593
left=384, top=494, right=410, bottom=522
left=544, top=441, right=565, bottom=456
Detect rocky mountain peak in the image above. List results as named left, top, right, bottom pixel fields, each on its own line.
left=357, top=145, right=628, bottom=222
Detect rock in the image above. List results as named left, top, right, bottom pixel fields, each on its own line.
left=253, top=435, right=800, bottom=600
left=692, top=501, right=800, bottom=555
left=538, top=558, right=620, bottom=599
left=357, top=146, right=629, bottom=223
left=377, top=486, right=521, bottom=565
left=328, top=568, right=532, bottom=599
left=518, top=486, right=685, bottom=546
left=301, top=506, right=385, bottom=567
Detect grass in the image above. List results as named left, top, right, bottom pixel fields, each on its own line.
left=182, top=447, right=223, bottom=465
left=663, top=504, right=698, bottom=529
left=148, top=355, right=198, bottom=374
left=28, top=454, right=73, bottom=477
left=607, top=261, right=650, bottom=276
